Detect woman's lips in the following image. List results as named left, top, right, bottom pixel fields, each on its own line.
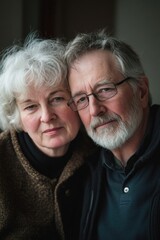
left=43, top=127, right=63, bottom=134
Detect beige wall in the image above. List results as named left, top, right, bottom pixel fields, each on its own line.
left=115, top=0, right=160, bottom=104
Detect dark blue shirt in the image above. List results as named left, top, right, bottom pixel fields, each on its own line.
left=96, top=114, right=156, bottom=240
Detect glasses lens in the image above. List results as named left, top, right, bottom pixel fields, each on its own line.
left=68, top=101, right=78, bottom=111
left=72, top=93, right=88, bottom=110
left=96, top=84, right=117, bottom=100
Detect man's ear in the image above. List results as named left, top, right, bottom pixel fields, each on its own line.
left=138, top=76, right=149, bottom=108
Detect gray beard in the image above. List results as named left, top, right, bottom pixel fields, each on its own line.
left=86, top=95, right=143, bottom=150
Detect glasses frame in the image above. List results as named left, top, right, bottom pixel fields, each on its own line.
left=68, top=77, right=131, bottom=111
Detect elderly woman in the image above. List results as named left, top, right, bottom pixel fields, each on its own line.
left=0, top=36, right=94, bottom=240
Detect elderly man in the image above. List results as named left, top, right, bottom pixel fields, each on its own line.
left=65, top=30, right=160, bottom=240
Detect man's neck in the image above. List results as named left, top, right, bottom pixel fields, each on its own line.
left=112, top=109, right=149, bottom=167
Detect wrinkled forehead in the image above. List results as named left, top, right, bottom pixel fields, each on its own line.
left=68, top=50, right=120, bottom=79
left=68, top=49, right=122, bottom=95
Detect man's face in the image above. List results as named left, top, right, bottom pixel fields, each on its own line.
left=68, top=49, right=148, bottom=150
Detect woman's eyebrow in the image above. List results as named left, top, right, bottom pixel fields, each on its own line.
left=49, top=90, right=66, bottom=95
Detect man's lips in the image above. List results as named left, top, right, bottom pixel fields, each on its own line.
left=94, top=119, right=116, bottom=129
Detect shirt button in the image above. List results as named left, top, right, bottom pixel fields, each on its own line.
left=65, top=189, right=71, bottom=197
left=124, top=187, right=129, bottom=193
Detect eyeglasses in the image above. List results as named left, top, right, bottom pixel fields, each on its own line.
left=67, top=77, right=131, bottom=111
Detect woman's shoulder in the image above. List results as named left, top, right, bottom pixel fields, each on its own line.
left=0, top=129, right=19, bottom=151
left=0, top=129, right=10, bottom=141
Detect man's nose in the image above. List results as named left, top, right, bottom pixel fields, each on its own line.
left=88, top=95, right=105, bottom=117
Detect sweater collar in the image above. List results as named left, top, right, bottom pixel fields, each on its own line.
left=17, top=131, right=73, bottom=179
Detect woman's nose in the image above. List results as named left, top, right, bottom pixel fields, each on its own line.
left=40, top=107, right=56, bottom=122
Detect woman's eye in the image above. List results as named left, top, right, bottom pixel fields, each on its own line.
left=50, top=97, right=65, bottom=104
left=24, top=104, right=37, bottom=111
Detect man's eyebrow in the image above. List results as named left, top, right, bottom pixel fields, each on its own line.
left=71, top=79, right=113, bottom=97
left=94, top=79, right=112, bottom=87
left=71, top=91, right=86, bottom=97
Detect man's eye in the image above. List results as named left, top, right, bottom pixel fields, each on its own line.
left=98, top=87, right=113, bottom=93
left=76, top=96, right=87, bottom=105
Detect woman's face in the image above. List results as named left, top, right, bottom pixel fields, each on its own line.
left=16, top=84, right=80, bottom=157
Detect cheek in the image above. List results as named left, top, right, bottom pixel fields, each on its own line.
left=20, top=115, right=39, bottom=133
left=107, top=96, right=134, bottom=121
left=63, top=109, right=80, bottom=135
left=78, top=111, right=90, bottom=127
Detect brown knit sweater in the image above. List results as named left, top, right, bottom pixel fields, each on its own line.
left=0, top=129, right=93, bottom=240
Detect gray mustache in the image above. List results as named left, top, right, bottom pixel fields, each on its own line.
left=90, top=114, right=120, bottom=129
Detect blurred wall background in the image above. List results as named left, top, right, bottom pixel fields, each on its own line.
left=0, top=0, right=159, bottom=104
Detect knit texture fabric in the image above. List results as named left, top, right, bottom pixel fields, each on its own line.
left=0, top=129, right=93, bottom=240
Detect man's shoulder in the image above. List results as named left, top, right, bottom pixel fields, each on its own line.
left=151, top=104, right=160, bottom=115
left=86, top=146, right=103, bottom=167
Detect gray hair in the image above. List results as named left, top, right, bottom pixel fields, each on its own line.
left=0, top=34, right=67, bottom=131
left=65, top=29, right=152, bottom=104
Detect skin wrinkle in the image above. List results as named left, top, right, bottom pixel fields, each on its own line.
left=68, top=50, right=149, bottom=165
